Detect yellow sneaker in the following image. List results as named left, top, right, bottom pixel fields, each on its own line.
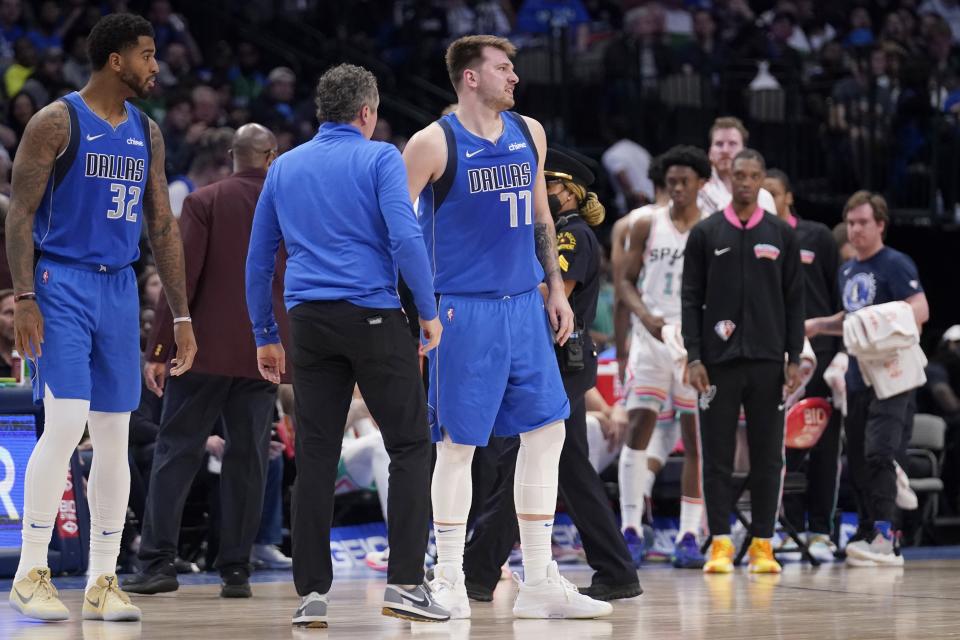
left=748, top=538, right=782, bottom=574
left=703, top=538, right=735, bottom=574
left=8, top=567, right=69, bottom=621
left=82, top=574, right=141, bottom=622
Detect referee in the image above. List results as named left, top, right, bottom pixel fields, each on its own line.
left=245, top=64, right=449, bottom=628
left=681, top=149, right=804, bottom=575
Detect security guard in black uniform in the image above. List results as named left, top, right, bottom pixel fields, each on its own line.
left=461, top=150, right=641, bottom=602
left=681, top=149, right=805, bottom=574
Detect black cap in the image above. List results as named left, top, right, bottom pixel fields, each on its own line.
left=544, top=149, right=595, bottom=187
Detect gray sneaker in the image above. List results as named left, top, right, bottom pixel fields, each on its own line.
left=382, top=582, right=450, bottom=622
left=845, top=529, right=903, bottom=567
left=292, top=592, right=328, bottom=628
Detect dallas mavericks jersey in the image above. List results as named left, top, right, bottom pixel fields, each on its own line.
left=34, top=92, right=151, bottom=269
left=639, top=207, right=689, bottom=326
left=418, top=112, right=543, bottom=297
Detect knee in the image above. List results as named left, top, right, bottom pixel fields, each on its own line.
left=520, top=420, right=565, bottom=456
left=435, top=440, right=476, bottom=468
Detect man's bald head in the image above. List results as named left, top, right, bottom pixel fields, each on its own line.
left=231, top=123, right=277, bottom=172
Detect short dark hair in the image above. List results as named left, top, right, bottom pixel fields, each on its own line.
left=647, top=155, right=666, bottom=190
left=765, top=168, right=792, bottom=193
left=445, top=35, right=517, bottom=90
left=733, top=148, right=766, bottom=171
left=659, top=145, right=711, bottom=179
left=87, top=13, right=155, bottom=71
left=315, top=64, right=379, bottom=124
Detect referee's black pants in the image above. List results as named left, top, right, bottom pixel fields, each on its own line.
left=700, top=359, right=785, bottom=539
left=783, top=352, right=843, bottom=535
left=845, top=388, right=915, bottom=530
left=288, top=301, right=431, bottom=596
left=463, top=393, right=638, bottom=591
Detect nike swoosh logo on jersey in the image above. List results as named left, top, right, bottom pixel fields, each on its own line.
left=465, top=149, right=484, bottom=158
left=30, top=523, right=51, bottom=528
left=714, top=247, right=731, bottom=256
left=86, top=133, right=106, bottom=141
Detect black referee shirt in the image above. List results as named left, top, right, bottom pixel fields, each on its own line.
left=789, top=214, right=841, bottom=354
left=681, top=206, right=805, bottom=366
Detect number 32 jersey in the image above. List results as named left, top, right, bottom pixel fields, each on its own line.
left=417, top=111, right=543, bottom=297
left=34, top=91, right=151, bottom=270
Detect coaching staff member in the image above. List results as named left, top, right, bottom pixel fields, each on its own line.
left=125, top=124, right=287, bottom=599
left=245, top=64, right=448, bottom=628
left=681, top=149, right=804, bottom=575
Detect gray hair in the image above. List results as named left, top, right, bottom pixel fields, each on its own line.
left=315, top=64, right=379, bottom=124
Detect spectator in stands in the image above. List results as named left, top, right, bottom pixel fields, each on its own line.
left=601, top=117, right=653, bottom=215
left=26, top=0, right=81, bottom=54
left=604, top=5, right=673, bottom=97
left=148, top=0, right=202, bottom=63
left=161, top=92, right=196, bottom=176
left=168, top=127, right=234, bottom=217
left=921, top=0, right=960, bottom=43
left=158, top=41, right=195, bottom=90
left=229, top=41, right=266, bottom=109
left=21, top=47, right=68, bottom=106
left=0, top=288, right=14, bottom=376
left=0, top=0, right=25, bottom=65
left=4, top=36, right=36, bottom=98
left=4, top=91, right=36, bottom=156
left=251, top=66, right=298, bottom=129
left=922, top=325, right=960, bottom=512
left=192, top=84, right=225, bottom=127
left=138, top=267, right=162, bottom=311
left=679, top=9, right=731, bottom=89
left=845, top=6, right=876, bottom=50
left=62, top=31, right=91, bottom=89
left=662, top=0, right=693, bottom=41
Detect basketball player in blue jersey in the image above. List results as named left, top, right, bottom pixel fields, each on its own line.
left=403, top=35, right=612, bottom=620
left=5, top=14, right=196, bottom=622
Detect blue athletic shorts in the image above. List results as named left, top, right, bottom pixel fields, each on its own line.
left=29, top=257, right=141, bottom=412
left=427, top=288, right=570, bottom=446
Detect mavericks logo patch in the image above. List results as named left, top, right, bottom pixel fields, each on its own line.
left=843, top=272, right=876, bottom=311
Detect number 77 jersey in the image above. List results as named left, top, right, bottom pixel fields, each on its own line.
left=34, top=91, right=151, bottom=270
left=417, top=111, right=544, bottom=297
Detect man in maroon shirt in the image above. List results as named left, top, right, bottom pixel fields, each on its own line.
left=124, top=123, right=290, bottom=598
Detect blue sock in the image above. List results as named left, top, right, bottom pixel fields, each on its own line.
left=875, top=521, right=892, bottom=538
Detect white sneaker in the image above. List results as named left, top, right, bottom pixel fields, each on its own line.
left=512, top=561, right=613, bottom=619
left=894, top=462, right=919, bottom=511
left=428, top=562, right=471, bottom=619
left=251, top=544, right=292, bottom=569
left=806, top=534, right=837, bottom=563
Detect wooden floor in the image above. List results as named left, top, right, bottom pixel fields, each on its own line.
left=4, top=561, right=960, bottom=640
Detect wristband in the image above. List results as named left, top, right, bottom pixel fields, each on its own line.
left=687, top=360, right=702, bottom=368
left=14, top=292, right=36, bottom=302
left=173, top=316, right=192, bottom=324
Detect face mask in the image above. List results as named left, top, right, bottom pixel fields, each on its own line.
left=548, top=193, right=564, bottom=217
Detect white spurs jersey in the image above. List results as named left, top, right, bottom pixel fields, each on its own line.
left=638, top=206, right=693, bottom=326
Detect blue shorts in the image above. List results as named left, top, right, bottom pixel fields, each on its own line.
left=427, top=288, right=570, bottom=446
left=30, top=257, right=141, bottom=412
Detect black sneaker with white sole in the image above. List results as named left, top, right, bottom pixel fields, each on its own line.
left=382, top=582, right=450, bottom=622
left=292, top=592, right=328, bottom=628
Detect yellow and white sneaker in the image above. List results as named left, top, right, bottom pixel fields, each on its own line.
left=9, top=567, right=69, bottom=621
left=82, top=574, right=141, bottom=622
left=703, top=538, right=735, bottom=574
left=747, top=538, right=782, bottom=574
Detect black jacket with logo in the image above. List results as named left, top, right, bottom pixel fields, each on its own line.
left=792, top=216, right=841, bottom=355
left=681, top=207, right=805, bottom=366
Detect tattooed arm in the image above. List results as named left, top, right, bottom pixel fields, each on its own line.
left=523, top=115, right=574, bottom=346
left=143, top=118, right=197, bottom=375
left=5, top=102, right=70, bottom=358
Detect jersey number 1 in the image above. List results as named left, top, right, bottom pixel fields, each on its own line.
left=107, top=183, right=141, bottom=222
left=501, top=190, right=532, bottom=228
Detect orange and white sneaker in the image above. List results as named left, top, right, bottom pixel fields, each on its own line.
left=8, top=567, right=69, bottom=621
left=82, top=574, right=141, bottom=622
left=748, top=539, right=782, bottom=574
left=703, top=537, right=735, bottom=574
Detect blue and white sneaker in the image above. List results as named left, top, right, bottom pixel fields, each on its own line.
left=623, top=528, right=646, bottom=567
left=292, top=592, right=328, bottom=628
left=383, top=582, right=451, bottom=622
left=671, top=532, right=705, bottom=569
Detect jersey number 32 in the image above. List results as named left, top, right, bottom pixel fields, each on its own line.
left=107, top=183, right=142, bottom=222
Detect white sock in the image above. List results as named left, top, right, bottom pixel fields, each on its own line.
left=677, top=496, right=705, bottom=542
left=618, top=447, right=647, bottom=533
left=85, top=411, right=132, bottom=590
left=16, top=396, right=90, bottom=582
left=433, top=523, right=466, bottom=570
left=519, top=518, right=553, bottom=584
left=371, top=435, right=390, bottom=521
left=642, top=466, right=657, bottom=499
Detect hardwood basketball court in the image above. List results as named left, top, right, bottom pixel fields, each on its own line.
left=4, top=557, right=960, bottom=639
